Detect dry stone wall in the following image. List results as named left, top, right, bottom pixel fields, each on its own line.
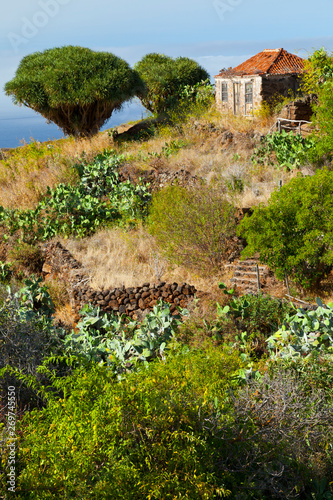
left=42, top=242, right=197, bottom=318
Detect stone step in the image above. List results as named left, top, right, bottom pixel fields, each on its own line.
left=230, top=277, right=258, bottom=284
left=234, top=270, right=257, bottom=277
left=226, top=262, right=266, bottom=270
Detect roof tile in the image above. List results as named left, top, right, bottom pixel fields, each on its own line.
left=215, top=48, right=304, bottom=77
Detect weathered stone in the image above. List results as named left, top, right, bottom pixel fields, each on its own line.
left=138, top=298, right=145, bottom=309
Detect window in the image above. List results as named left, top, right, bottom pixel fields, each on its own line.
left=221, top=82, right=228, bottom=102
left=245, top=83, right=253, bottom=104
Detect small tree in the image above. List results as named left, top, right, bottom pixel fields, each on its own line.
left=148, top=184, right=236, bottom=273
left=302, top=48, right=333, bottom=160
left=4, top=46, right=145, bottom=138
left=238, top=169, right=333, bottom=289
left=134, top=53, right=210, bottom=115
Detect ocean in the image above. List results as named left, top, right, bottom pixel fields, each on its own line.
left=0, top=99, right=149, bottom=149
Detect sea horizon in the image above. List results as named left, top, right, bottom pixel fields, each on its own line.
left=0, top=99, right=148, bottom=149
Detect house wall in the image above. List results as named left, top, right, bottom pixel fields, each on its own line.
left=215, top=75, right=262, bottom=116
left=260, top=74, right=302, bottom=103
left=215, top=73, right=303, bottom=116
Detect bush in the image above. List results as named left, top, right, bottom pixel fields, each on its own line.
left=238, top=168, right=333, bottom=289
left=134, top=53, right=210, bottom=115
left=214, top=293, right=295, bottom=357
left=222, top=369, right=333, bottom=498
left=251, top=130, right=316, bottom=171
left=7, top=346, right=333, bottom=498
left=267, top=297, right=333, bottom=362
left=12, top=346, right=244, bottom=499
left=148, top=184, right=236, bottom=273
left=0, top=279, right=64, bottom=410
left=63, top=301, right=186, bottom=375
left=8, top=242, right=43, bottom=276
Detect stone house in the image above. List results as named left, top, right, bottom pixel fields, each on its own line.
left=214, top=48, right=305, bottom=116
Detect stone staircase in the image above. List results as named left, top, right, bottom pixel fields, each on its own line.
left=225, top=258, right=271, bottom=295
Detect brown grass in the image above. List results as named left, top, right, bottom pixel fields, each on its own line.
left=60, top=226, right=228, bottom=294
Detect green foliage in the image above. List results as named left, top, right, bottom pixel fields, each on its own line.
left=311, top=78, right=333, bottom=160
left=0, top=261, right=14, bottom=282
left=134, top=53, right=210, bottom=114
left=148, top=139, right=187, bottom=159
left=148, top=184, right=236, bottom=273
left=9, top=346, right=333, bottom=499
left=213, top=293, right=294, bottom=359
left=251, top=130, right=316, bottom=170
left=301, top=48, right=333, bottom=161
left=302, top=48, right=333, bottom=96
left=178, top=78, right=215, bottom=107
left=4, top=46, right=145, bottom=137
left=16, top=276, right=55, bottom=317
left=267, top=297, right=333, bottom=361
left=64, top=301, right=186, bottom=375
left=0, top=280, right=64, bottom=411
left=0, top=151, right=151, bottom=241
left=238, top=168, right=333, bottom=289
left=8, top=242, right=44, bottom=275
left=12, top=346, right=245, bottom=499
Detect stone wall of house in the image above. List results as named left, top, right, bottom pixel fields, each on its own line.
left=215, top=74, right=304, bottom=116
left=215, top=75, right=262, bottom=115
left=261, top=74, right=302, bottom=103
left=42, top=242, right=197, bottom=318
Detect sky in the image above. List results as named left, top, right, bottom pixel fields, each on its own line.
left=1, top=0, right=333, bottom=120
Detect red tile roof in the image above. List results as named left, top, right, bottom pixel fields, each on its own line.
left=215, top=49, right=304, bottom=77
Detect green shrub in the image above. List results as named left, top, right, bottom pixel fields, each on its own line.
left=251, top=130, right=316, bottom=171
left=134, top=53, right=209, bottom=115
left=215, top=293, right=295, bottom=357
left=267, top=297, right=333, bottom=362
left=0, top=279, right=64, bottom=410
left=148, top=184, right=236, bottom=273
left=13, top=346, right=244, bottom=499
left=0, top=151, right=151, bottom=242
left=238, top=168, right=333, bottom=289
left=64, top=301, right=186, bottom=375
left=302, top=48, right=333, bottom=162
left=8, top=346, right=333, bottom=499
left=8, top=242, right=43, bottom=275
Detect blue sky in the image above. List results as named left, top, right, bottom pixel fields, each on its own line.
left=1, top=0, right=333, bottom=118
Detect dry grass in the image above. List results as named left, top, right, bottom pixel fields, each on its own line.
left=0, top=105, right=278, bottom=210
left=0, top=133, right=115, bottom=209
left=61, top=226, right=227, bottom=294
